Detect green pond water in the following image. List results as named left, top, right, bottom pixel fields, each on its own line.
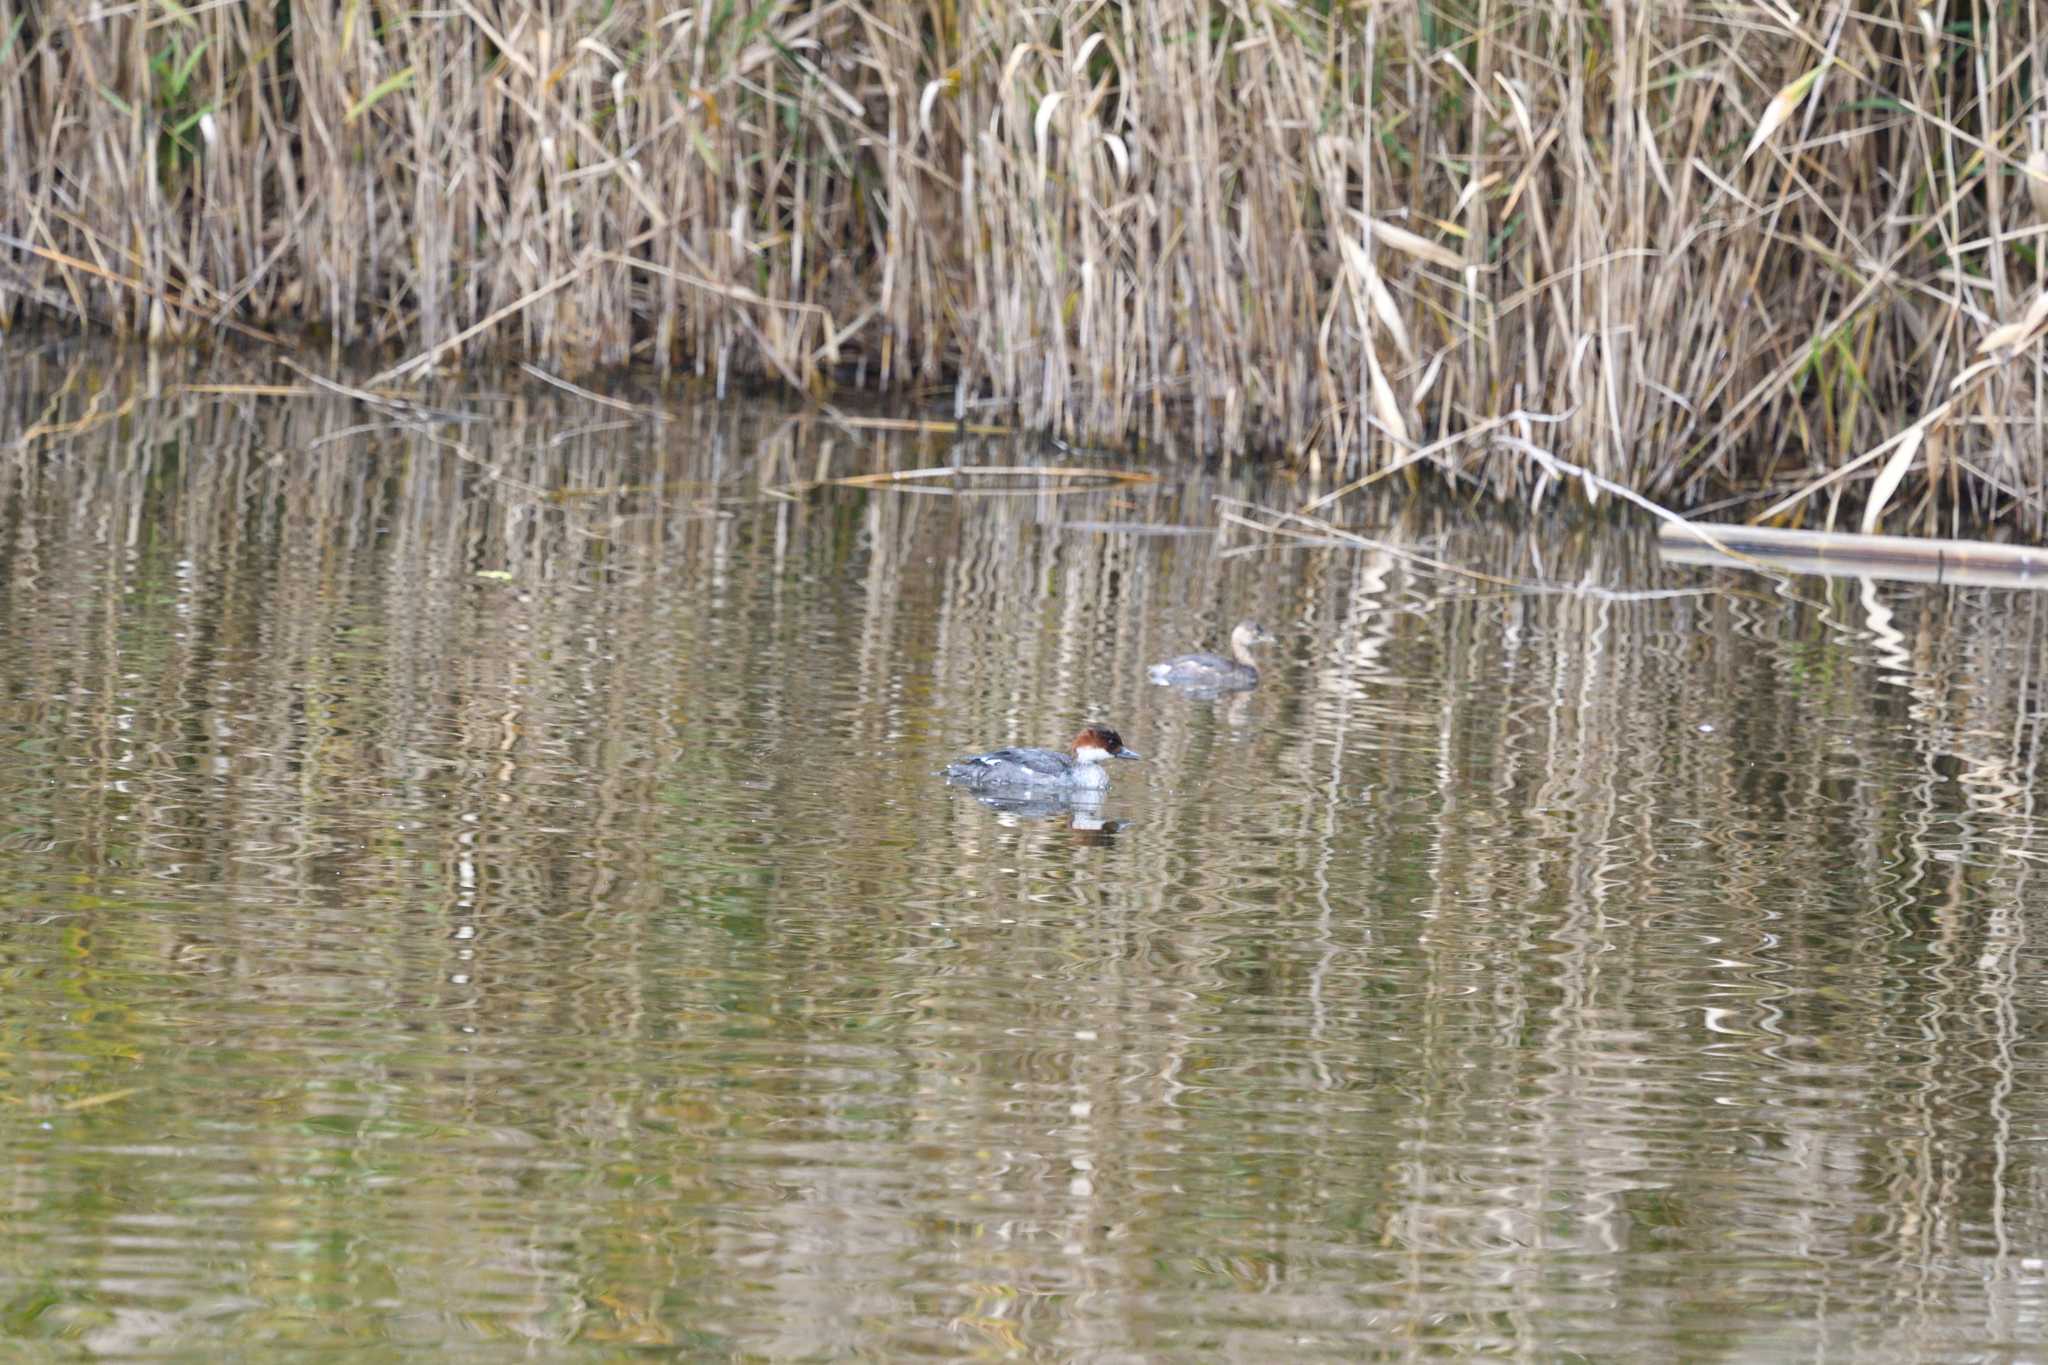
left=3, top=341, right=2048, bottom=1359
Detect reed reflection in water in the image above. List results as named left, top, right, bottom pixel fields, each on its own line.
left=2, top=344, right=2048, bottom=1358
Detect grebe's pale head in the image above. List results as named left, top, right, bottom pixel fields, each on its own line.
left=1229, top=620, right=1275, bottom=666
left=1071, top=726, right=1141, bottom=765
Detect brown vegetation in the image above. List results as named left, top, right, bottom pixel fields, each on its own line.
left=5, top=3, right=2048, bottom=528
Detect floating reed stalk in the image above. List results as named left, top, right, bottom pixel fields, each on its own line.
left=1659, top=522, right=2048, bottom=589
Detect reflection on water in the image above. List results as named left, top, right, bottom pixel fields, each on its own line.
left=4, top=341, right=2048, bottom=1357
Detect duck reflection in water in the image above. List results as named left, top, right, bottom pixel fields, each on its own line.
left=957, top=788, right=1125, bottom=841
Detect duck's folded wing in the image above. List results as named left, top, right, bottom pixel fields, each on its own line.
left=969, top=747, right=1064, bottom=778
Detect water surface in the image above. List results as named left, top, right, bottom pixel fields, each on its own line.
left=4, top=342, right=2048, bottom=1358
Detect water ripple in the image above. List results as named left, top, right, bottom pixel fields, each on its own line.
left=1, top=363, right=2046, bottom=1356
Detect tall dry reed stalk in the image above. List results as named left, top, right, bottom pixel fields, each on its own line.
left=4, top=2, right=2047, bottom=529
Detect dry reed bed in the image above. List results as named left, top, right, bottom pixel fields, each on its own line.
left=4, top=2, right=2048, bottom=528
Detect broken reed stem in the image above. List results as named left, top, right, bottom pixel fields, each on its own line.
left=179, top=385, right=322, bottom=398
left=1299, top=408, right=1580, bottom=514
left=825, top=414, right=1015, bottom=437
left=520, top=363, right=668, bottom=421
left=278, top=360, right=483, bottom=426
left=0, top=232, right=287, bottom=347
left=1221, top=500, right=1724, bottom=601
left=5, top=2, right=2048, bottom=528
left=1219, top=500, right=1529, bottom=590
left=830, top=465, right=1157, bottom=488
left=367, top=228, right=664, bottom=387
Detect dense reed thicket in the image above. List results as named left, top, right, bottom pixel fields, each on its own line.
left=5, top=2, right=2048, bottom=527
